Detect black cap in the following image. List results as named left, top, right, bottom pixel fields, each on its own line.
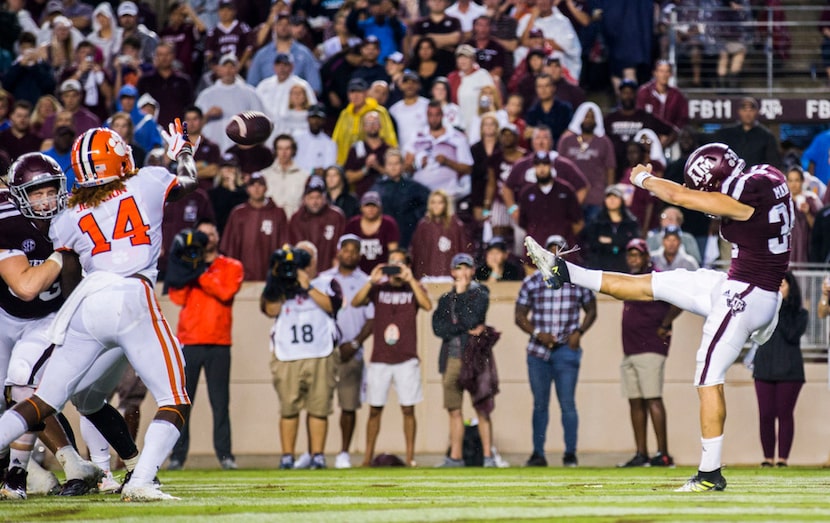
left=308, top=104, right=326, bottom=118
left=663, top=225, right=682, bottom=238
left=486, top=236, right=508, bottom=251
left=619, top=78, right=638, bottom=91
left=348, top=77, right=369, bottom=92
left=274, top=53, right=293, bottom=65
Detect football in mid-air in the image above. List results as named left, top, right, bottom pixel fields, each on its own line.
left=225, top=111, right=273, bottom=146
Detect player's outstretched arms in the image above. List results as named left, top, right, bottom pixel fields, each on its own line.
left=0, top=249, right=63, bottom=301
left=631, top=163, right=754, bottom=221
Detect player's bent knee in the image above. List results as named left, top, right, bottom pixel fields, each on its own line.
left=15, top=395, right=56, bottom=429
left=155, top=404, right=190, bottom=429
left=5, top=360, right=33, bottom=388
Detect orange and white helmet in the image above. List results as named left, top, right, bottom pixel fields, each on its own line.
left=71, top=128, right=135, bottom=187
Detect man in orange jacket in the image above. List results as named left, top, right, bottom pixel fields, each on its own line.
left=167, top=219, right=244, bottom=470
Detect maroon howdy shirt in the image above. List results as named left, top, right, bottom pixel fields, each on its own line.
left=344, top=215, right=400, bottom=274
left=369, top=280, right=425, bottom=364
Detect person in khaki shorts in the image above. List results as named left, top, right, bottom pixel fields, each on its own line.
left=261, top=241, right=343, bottom=470
left=617, top=238, right=682, bottom=469
left=432, top=253, right=494, bottom=467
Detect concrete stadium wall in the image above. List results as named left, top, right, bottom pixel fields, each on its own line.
left=69, top=282, right=830, bottom=466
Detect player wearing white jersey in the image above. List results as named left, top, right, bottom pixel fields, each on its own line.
left=0, top=121, right=199, bottom=502
left=526, top=143, right=792, bottom=493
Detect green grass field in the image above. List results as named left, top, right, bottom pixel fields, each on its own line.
left=4, top=467, right=830, bottom=522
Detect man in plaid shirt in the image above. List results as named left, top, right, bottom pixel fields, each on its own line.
left=515, top=234, right=596, bottom=468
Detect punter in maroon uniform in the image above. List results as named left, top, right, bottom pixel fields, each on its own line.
left=525, top=143, right=793, bottom=493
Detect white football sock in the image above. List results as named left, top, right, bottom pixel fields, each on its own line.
left=699, top=435, right=724, bottom=472
left=564, top=262, right=603, bottom=292
left=0, top=411, right=29, bottom=450
left=129, top=420, right=180, bottom=485
left=80, top=416, right=111, bottom=473
left=9, top=445, right=34, bottom=469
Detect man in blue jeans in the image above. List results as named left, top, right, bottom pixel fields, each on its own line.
left=514, top=235, right=596, bottom=467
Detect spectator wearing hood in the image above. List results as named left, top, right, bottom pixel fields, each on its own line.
left=557, top=101, right=616, bottom=224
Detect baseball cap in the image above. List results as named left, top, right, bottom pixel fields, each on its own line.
left=533, top=151, right=551, bottom=165
left=486, top=236, right=508, bottom=251
left=348, top=77, right=369, bottom=92
left=604, top=184, right=623, bottom=198
left=739, top=96, right=758, bottom=109
left=60, top=79, right=82, bottom=94
left=45, top=0, right=63, bottom=14
left=401, top=69, right=420, bottom=82
left=451, top=252, right=475, bottom=269
left=337, top=233, right=362, bottom=250
left=118, top=84, right=138, bottom=98
left=626, top=238, right=649, bottom=254
left=386, top=51, right=405, bottom=64
left=219, top=53, right=238, bottom=66
left=360, top=191, right=382, bottom=207
left=545, top=55, right=561, bottom=66
left=455, top=44, right=477, bottom=58
left=220, top=152, right=239, bottom=167
left=218, top=0, right=236, bottom=8
left=117, top=1, right=139, bottom=17
left=545, top=235, right=568, bottom=249
left=619, top=78, right=638, bottom=91
left=308, top=104, right=326, bottom=118
left=663, top=225, right=682, bottom=238
left=500, top=122, right=519, bottom=135
left=304, top=175, right=326, bottom=195
left=247, top=172, right=267, bottom=186
left=528, top=28, right=544, bottom=38
left=274, top=52, right=293, bottom=65
left=362, top=35, right=380, bottom=47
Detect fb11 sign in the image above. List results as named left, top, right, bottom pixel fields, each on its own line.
left=689, top=98, right=827, bottom=123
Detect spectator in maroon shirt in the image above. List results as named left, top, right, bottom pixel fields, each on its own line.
left=41, top=79, right=102, bottom=139
left=288, top=176, right=347, bottom=273
left=221, top=172, right=289, bottom=281
left=410, top=189, right=470, bottom=280
left=0, top=100, right=43, bottom=160
left=205, top=0, right=254, bottom=69
left=518, top=152, right=583, bottom=259
left=159, top=2, right=207, bottom=73
left=604, top=79, right=674, bottom=181
left=617, top=238, right=682, bottom=468
left=226, top=141, right=275, bottom=182
left=635, top=61, right=688, bottom=133
left=620, top=140, right=663, bottom=236
left=467, top=15, right=510, bottom=81
left=137, top=42, right=194, bottom=127
left=543, top=55, right=585, bottom=112
left=344, top=191, right=401, bottom=274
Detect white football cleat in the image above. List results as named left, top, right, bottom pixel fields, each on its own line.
left=26, top=460, right=61, bottom=495
left=121, top=483, right=180, bottom=502
left=98, top=471, right=121, bottom=494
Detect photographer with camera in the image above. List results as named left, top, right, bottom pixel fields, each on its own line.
left=166, top=220, right=244, bottom=471
left=352, top=249, right=433, bottom=467
left=261, top=242, right=343, bottom=470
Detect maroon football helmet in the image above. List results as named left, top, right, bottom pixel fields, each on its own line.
left=683, top=143, right=745, bottom=192
left=7, top=153, right=67, bottom=219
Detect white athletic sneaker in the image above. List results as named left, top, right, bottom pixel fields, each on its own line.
left=26, top=459, right=61, bottom=495
left=121, top=483, right=180, bottom=502
left=335, top=452, right=351, bottom=469
left=293, top=452, right=312, bottom=470
left=98, top=471, right=121, bottom=494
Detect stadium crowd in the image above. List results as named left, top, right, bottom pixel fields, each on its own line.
left=0, top=0, right=827, bottom=490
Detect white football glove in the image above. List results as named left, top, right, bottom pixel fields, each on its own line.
left=161, top=118, right=196, bottom=161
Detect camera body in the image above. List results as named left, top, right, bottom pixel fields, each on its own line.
left=165, top=229, right=209, bottom=289
left=265, top=245, right=312, bottom=300
left=381, top=265, right=401, bottom=275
